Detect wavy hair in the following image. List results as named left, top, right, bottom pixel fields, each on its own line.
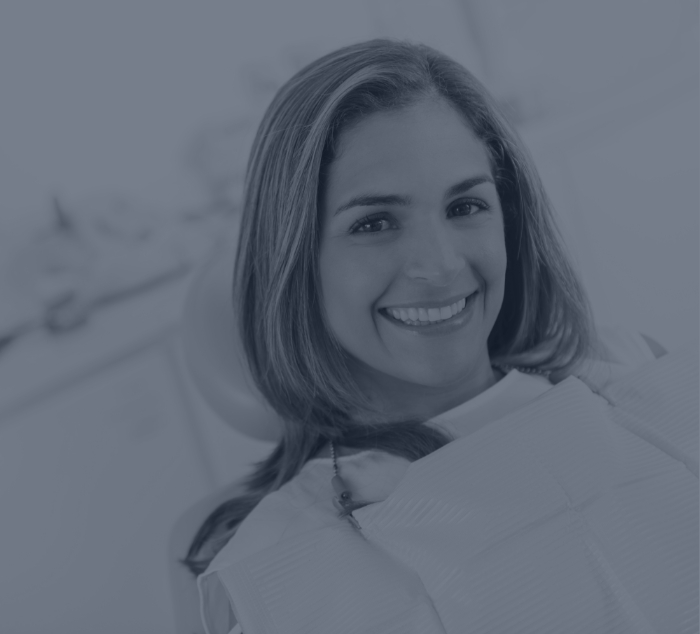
left=181, top=38, right=600, bottom=576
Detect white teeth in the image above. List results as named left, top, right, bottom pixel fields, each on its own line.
left=387, top=295, right=470, bottom=325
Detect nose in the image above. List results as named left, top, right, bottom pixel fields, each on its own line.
left=403, top=217, right=465, bottom=284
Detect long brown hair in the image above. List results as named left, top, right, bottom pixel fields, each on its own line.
left=181, top=38, right=599, bottom=576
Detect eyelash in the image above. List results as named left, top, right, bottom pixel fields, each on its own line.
left=348, top=198, right=490, bottom=235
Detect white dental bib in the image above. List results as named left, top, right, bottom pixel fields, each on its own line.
left=198, top=346, right=698, bottom=634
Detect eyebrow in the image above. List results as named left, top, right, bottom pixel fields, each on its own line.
left=333, top=174, right=495, bottom=217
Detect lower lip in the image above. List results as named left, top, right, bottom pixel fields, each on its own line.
left=379, top=292, right=479, bottom=337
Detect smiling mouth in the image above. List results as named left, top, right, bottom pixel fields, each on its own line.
left=380, top=291, right=477, bottom=327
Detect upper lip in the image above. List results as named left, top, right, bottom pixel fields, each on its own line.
left=380, top=290, right=477, bottom=311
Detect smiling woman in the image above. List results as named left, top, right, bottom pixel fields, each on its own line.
left=180, top=39, right=697, bottom=634
left=318, top=98, right=508, bottom=420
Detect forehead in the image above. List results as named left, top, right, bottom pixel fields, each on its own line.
left=324, top=98, right=492, bottom=205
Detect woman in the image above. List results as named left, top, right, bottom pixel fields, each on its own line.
left=182, top=39, right=697, bottom=634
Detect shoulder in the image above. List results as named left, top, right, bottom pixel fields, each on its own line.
left=597, top=325, right=665, bottom=364
left=549, top=326, right=667, bottom=392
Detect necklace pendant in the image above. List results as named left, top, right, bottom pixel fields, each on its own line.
left=333, top=492, right=355, bottom=508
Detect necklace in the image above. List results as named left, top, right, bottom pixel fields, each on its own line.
left=329, top=363, right=550, bottom=531
left=330, top=441, right=363, bottom=530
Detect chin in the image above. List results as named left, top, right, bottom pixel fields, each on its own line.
left=393, top=359, right=477, bottom=388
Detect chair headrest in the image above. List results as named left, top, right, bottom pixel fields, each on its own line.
left=181, top=217, right=282, bottom=442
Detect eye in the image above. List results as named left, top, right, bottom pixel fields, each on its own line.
left=349, top=212, right=393, bottom=234
left=449, top=198, right=490, bottom=217
left=348, top=199, right=490, bottom=235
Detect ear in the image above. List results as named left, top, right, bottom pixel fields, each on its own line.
left=640, top=333, right=668, bottom=359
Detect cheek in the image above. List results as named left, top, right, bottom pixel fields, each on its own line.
left=319, top=249, right=386, bottom=337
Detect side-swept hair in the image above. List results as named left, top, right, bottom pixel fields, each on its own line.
left=182, top=38, right=600, bottom=576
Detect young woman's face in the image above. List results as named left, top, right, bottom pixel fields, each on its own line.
left=318, top=97, right=508, bottom=418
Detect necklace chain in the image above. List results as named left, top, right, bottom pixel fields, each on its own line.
left=330, top=363, right=549, bottom=530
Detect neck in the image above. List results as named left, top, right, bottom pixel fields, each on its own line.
left=353, top=361, right=503, bottom=424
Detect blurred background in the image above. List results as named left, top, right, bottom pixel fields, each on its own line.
left=0, top=1, right=697, bottom=632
